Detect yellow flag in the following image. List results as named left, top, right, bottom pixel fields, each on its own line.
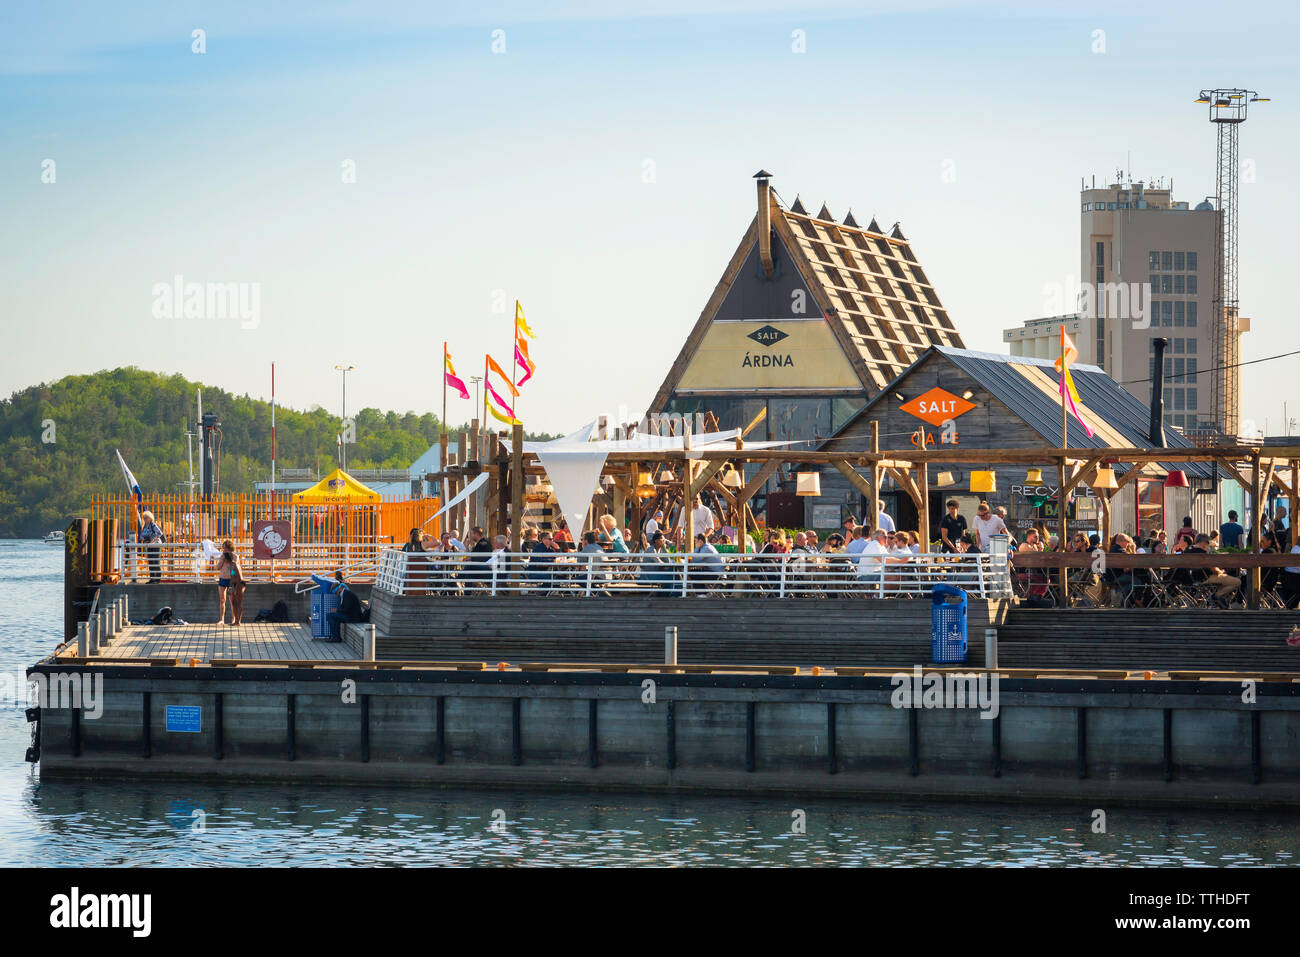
left=514, top=300, right=535, bottom=339
left=486, top=403, right=521, bottom=426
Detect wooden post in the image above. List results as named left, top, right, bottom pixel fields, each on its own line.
left=510, top=424, right=524, bottom=554
left=869, top=421, right=881, bottom=530
left=1290, top=459, right=1299, bottom=546
left=455, top=431, right=468, bottom=535
left=684, top=460, right=696, bottom=553
left=917, top=461, right=930, bottom=550
left=1057, top=457, right=1070, bottom=605
left=1249, top=452, right=1262, bottom=608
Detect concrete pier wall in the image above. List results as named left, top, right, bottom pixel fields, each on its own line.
left=29, top=663, right=1300, bottom=807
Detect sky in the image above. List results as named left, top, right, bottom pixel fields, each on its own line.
left=3, top=0, right=1298, bottom=440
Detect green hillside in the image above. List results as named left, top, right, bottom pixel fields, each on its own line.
left=0, top=368, right=550, bottom=538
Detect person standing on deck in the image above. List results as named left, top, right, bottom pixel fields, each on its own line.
left=1219, top=510, right=1245, bottom=549
left=1273, top=505, right=1291, bottom=551
left=136, top=508, right=165, bottom=583
left=972, top=502, right=1008, bottom=550
left=939, top=500, right=967, bottom=553
left=215, top=539, right=244, bottom=625
left=876, top=506, right=895, bottom=535
left=691, top=496, right=718, bottom=538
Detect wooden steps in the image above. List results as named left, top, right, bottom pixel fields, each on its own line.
left=997, top=608, right=1300, bottom=671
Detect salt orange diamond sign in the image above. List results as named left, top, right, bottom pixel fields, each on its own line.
left=899, top=387, right=976, bottom=426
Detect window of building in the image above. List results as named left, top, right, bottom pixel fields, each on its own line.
left=1174, top=357, right=1185, bottom=380
left=1164, top=388, right=1172, bottom=408
left=1162, top=251, right=1173, bottom=270
left=1187, top=251, right=1197, bottom=271
left=1162, top=301, right=1173, bottom=325
left=1174, top=251, right=1185, bottom=270
left=1188, top=339, right=1197, bottom=354
left=1187, top=301, right=1197, bottom=326
left=1161, top=275, right=1172, bottom=294
left=1188, top=389, right=1197, bottom=410
left=1095, top=241, right=1104, bottom=268
left=1174, top=388, right=1185, bottom=411
left=1082, top=203, right=1091, bottom=212
left=1149, top=273, right=1159, bottom=292
left=1187, top=358, right=1197, bottom=383
left=1187, top=275, right=1197, bottom=295
left=1164, top=357, right=1173, bottom=377
left=1095, top=315, right=1105, bottom=369
left=1149, top=251, right=1160, bottom=269
left=1174, top=274, right=1185, bottom=294
left=1173, top=338, right=1184, bottom=354
left=1175, top=301, right=1185, bottom=326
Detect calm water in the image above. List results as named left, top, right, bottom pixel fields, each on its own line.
left=1, top=540, right=1297, bottom=867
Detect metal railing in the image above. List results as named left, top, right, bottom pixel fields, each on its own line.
left=117, top=540, right=389, bottom=584
left=1010, top=551, right=1300, bottom=609
left=374, top=547, right=1013, bottom=599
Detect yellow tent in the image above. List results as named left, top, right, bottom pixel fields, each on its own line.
left=291, top=468, right=383, bottom=504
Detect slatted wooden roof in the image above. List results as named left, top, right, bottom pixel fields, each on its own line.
left=774, top=195, right=965, bottom=391
left=649, top=187, right=964, bottom=412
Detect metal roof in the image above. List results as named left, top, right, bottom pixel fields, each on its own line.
left=824, top=346, right=1215, bottom=478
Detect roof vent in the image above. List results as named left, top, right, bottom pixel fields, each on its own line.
left=753, top=170, right=775, bottom=279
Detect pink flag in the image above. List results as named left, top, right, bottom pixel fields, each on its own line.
left=486, top=380, right=517, bottom=418
left=515, top=344, right=534, bottom=385
left=1059, top=373, right=1094, bottom=437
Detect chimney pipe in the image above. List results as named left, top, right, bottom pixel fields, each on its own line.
left=754, top=169, right=774, bottom=279
left=1149, top=337, right=1168, bottom=447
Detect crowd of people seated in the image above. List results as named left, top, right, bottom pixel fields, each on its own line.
left=390, top=497, right=1000, bottom=597
left=1010, top=507, right=1300, bottom=609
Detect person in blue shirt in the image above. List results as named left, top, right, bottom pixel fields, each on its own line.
left=1219, top=510, right=1245, bottom=549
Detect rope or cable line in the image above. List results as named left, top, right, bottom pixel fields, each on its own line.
left=1119, top=348, right=1300, bottom=386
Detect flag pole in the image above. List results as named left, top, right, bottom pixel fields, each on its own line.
left=1061, top=325, right=1068, bottom=452
left=266, top=364, right=271, bottom=520
left=511, top=302, right=518, bottom=421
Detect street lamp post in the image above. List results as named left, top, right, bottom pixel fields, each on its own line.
left=334, top=364, right=355, bottom=471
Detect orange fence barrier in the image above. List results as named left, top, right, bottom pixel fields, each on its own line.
left=89, top=494, right=441, bottom=546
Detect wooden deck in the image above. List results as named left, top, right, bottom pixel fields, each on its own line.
left=75, top=622, right=356, bottom=663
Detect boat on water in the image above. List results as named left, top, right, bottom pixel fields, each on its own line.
left=43, top=530, right=65, bottom=545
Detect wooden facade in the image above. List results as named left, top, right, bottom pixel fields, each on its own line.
left=811, top=348, right=1210, bottom=543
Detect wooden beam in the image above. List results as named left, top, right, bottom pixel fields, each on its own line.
left=688, top=459, right=728, bottom=500
left=741, top=405, right=768, bottom=440
left=738, top=461, right=780, bottom=504
left=510, top=424, right=523, bottom=553
left=1250, top=453, right=1261, bottom=608
left=885, top=466, right=921, bottom=508
left=917, top=462, right=930, bottom=549
left=832, top=460, right=874, bottom=501
left=1062, top=454, right=1106, bottom=496
left=869, top=421, right=881, bottom=530
left=1215, top=456, right=1255, bottom=494
left=1057, top=458, right=1069, bottom=604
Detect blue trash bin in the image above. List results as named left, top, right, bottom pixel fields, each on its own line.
left=310, top=583, right=342, bottom=639
left=931, top=583, right=968, bottom=664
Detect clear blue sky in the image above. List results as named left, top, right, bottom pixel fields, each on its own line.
left=3, top=0, right=1297, bottom=436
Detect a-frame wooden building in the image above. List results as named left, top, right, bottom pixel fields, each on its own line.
left=648, top=170, right=965, bottom=448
